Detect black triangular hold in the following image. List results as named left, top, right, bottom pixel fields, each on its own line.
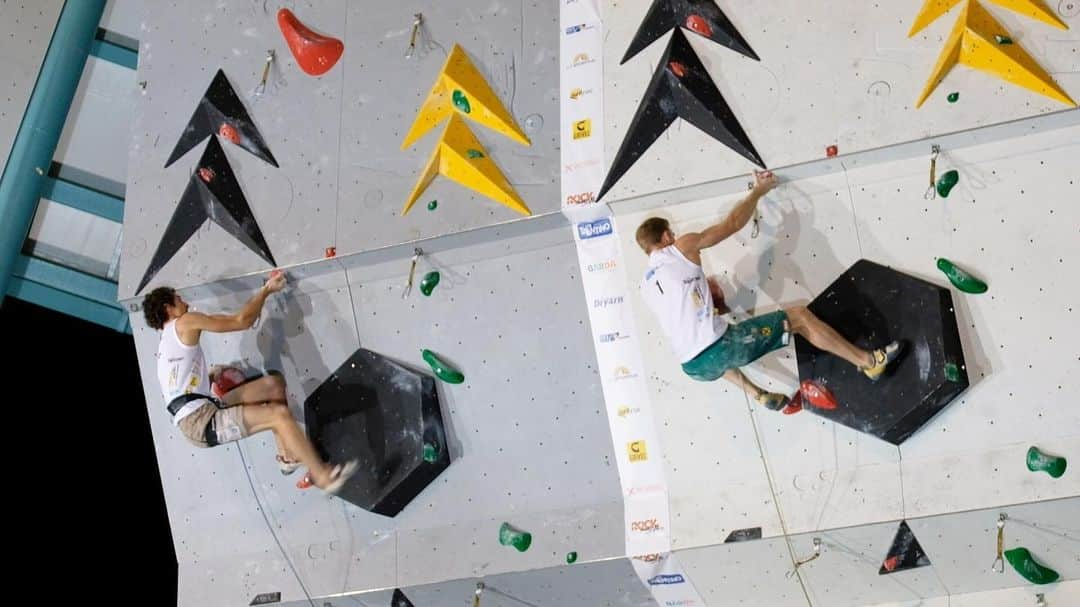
left=164, top=69, right=278, bottom=168
left=598, top=28, right=764, bottom=201
left=879, top=521, right=931, bottom=575
left=724, top=526, right=763, bottom=543
left=621, top=0, right=759, bottom=64
left=391, top=588, right=415, bottom=607
left=137, top=137, right=276, bottom=293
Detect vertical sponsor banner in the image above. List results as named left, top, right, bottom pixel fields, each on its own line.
left=560, top=3, right=706, bottom=605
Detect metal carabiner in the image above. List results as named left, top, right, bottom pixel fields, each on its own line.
left=924, top=145, right=941, bottom=200
left=402, top=248, right=422, bottom=299
left=991, top=513, right=1007, bottom=573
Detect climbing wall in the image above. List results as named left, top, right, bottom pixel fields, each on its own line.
left=119, top=0, right=559, bottom=298
left=600, top=0, right=1080, bottom=201
left=0, top=0, right=65, bottom=173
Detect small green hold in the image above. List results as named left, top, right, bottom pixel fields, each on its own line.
left=1004, top=547, right=1059, bottom=585
left=944, top=362, right=961, bottom=382
left=566, top=551, right=578, bottom=564
left=937, top=169, right=960, bottom=198
left=947, top=92, right=960, bottom=103
left=427, top=199, right=438, bottom=211
left=422, top=442, right=438, bottom=463
left=419, top=271, right=440, bottom=296
left=466, top=148, right=485, bottom=159
left=995, top=35, right=1013, bottom=45
left=421, top=349, right=464, bottom=384
left=499, top=522, right=532, bottom=552
left=452, top=89, right=471, bottom=113
left=937, top=258, right=988, bottom=294
left=1027, top=446, right=1067, bottom=478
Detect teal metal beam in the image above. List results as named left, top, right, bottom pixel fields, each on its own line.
left=41, top=175, right=124, bottom=222
left=89, top=37, right=138, bottom=70
left=8, top=276, right=129, bottom=333
left=12, top=254, right=118, bottom=307
left=0, top=0, right=108, bottom=305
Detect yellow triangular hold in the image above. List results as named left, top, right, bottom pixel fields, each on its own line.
left=402, top=115, right=531, bottom=216
left=916, top=0, right=1076, bottom=107
left=986, top=0, right=1068, bottom=30
left=401, top=44, right=530, bottom=149
left=909, top=0, right=964, bottom=36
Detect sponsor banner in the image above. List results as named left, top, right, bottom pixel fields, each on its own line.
left=560, top=2, right=705, bottom=606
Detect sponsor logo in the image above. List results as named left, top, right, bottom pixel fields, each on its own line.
left=566, top=191, right=596, bottom=205
left=617, top=405, right=640, bottom=417
left=599, top=331, right=629, bottom=343
left=626, top=483, right=664, bottom=496
left=576, top=218, right=611, bottom=239
left=569, top=87, right=594, bottom=100
left=627, top=440, right=648, bottom=462
left=573, top=119, right=592, bottom=139
left=633, top=553, right=665, bottom=563
left=648, top=574, right=686, bottom=586
left=587, top=259, right=617, bottom=273
left=630, top=517, right=662, bottom=532
left=614, top=365, right=638, bottom=380
left=593, top=296, right=624, bottom=309
left=564, top=159, right=601, bottom=173
left=665, top=601, right=698, bottom=607
left=565, top=23, right=596, bottom=34
left=570, top=52, right=596, bottom=68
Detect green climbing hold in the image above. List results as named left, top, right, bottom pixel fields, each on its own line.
left=419, top=271, right=440, bottom=296
left=466, top=148, right=485, bottom=159
left=995, top=35, right=1013, bottom=45
left=936, top=169, right=960, bottom=198
left=566, top=551, right=578, bottom=564
left=452, top=89, right=471, bottom=113
left=1027, top=446, right=1067, bottom=478
left=944, top=362, right=961, bottom=382
left=947, top=92, right=960, bottom=103
left=936, top=258, right=988, bottom=294
left=423, top=442, right=438, bottom=463
left=499, top=522, right=532, bottom=552
left=427, top=200, right=438, bottom=211
left=1004, top=547, right=1059, bottom=585
left=422, top=349, right=464, bottom=384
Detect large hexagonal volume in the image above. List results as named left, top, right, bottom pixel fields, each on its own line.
left=304, top=348, right=451, bottom=516
left=794, top=260, right=969, bottom=444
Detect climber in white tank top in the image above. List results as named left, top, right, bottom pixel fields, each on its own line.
left=636, top=171, right=903, bottom=414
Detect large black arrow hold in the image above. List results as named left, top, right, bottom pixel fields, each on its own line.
left=164, top=69, right=278, bottom=168
left=138, top=136, right=276, bottom=293
left=621, top=0, right=759, bottom=64
left=598, top=28, right=764, bottom=201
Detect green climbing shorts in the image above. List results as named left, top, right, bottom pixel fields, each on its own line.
left=681, top=310, right=789, bottom=382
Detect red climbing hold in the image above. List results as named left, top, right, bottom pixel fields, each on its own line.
left=668, top=61, right=687, bottom=77
left=325, top=246, right=337, bottom=258
left=882, top=555, right=900, bottom=572
left=826, top=145, right=838, bottom=157
left=197, top=167, right=216, bottom=183
left=800, top=380, right=839, bottom=411
left=782, top=391, right=804, bottom=415
left=684, top=14, right=714, bottom=37
left=297, top=472, right=313, bottom=489
left=277, top=9, right=344, bottom=76
left=218, top=123, right=241, bottom=145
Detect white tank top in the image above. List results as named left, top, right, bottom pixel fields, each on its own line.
left=640, top=245, right=729, bottom=363
left=157, top=319, right=211, bottom=424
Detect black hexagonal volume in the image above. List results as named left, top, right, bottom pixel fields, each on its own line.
left=794, top=260, right=969, bottom=444
left=304, top=348, right=451, bottom=516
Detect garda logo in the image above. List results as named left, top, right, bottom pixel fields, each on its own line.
left=573, top=119, right=592, bottom=139
left=626, top=483, right=664, bottom=496
left=586, top=259, right=616, bottom=273
left=614, top=365, right=638, bottom=380
left=593, top=296, right=624, bottom=309
left=648, top=574, right=685, bottom=586
left=627, top=440, right=648, bottom=462
left=569, top=87, right=594, bottom=100
left=564, top=158, right=600, bottom=172
left=616, top=405, right=640, bottom=417
left=566, top=191, right=596, bottom=205
left=577, top=218, right=611, bottom=239
left=630, top=517, right=662, bottom=532
left=633, top=553, right=665, bottom=563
